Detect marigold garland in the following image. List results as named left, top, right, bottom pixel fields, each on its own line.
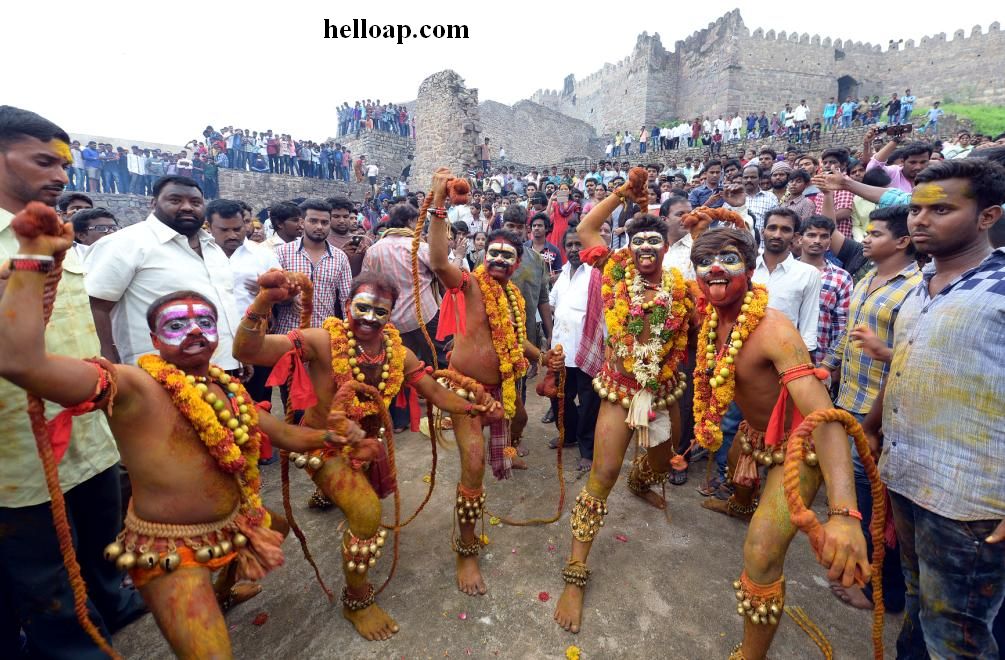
left=471, top=264, right=529, bottom=418
left=323, top=318, right=406, bottom=419
left=137, top=355, right=269, bottom=527
left=599, top=248, right=692, bottom=391
left=692, top=284, right=769, bottom=451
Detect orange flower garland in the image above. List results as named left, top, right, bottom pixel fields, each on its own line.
left=471, top=264, right=529, bottom=418
left=323, top=318, right=406, bottom=419
left=600, top=248, right=692, bottom=391
left=137, top=355, right=269, bottom=527
left=692, top=284, right=769, bottom=451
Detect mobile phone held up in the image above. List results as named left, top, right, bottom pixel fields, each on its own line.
left=877, top=124, right=913, bottom=137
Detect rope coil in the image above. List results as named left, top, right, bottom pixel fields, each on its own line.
left=783, top=408, right=886, bottom=660
left=18, top=203, right=120, bottom=658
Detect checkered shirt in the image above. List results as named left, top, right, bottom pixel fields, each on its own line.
left=812, top=262, right=853, bottom=365
left=881, top=249, right=1005, bottom=520
left=815, top=190, right=856, bottom=237
left=273, top=238, right=352, bottom=333
left=824, top=262, right=921, bottom=413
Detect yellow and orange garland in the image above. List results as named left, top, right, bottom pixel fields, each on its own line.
left=600, top=249, right=692, bottom=391
left=137, top=355, right=270, bottom=528
left=323, top=317, right=406, bottom=419
left=471, top=264, right=529, bottom=419
left=692, top=284, right=769, bottom=451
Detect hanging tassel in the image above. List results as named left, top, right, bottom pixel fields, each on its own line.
left=234, top=516, right=285, bottom=582
left=625, top=389, right=653, bottom=449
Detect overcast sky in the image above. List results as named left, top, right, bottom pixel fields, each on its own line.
left=6, top=1, right=999, bottom=145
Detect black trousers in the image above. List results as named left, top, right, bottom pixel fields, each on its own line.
left=558, top=367, right=600, bottom=460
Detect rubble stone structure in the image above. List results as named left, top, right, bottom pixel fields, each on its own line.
left=412, top=70, right=482, bottom=187
left=529, top=10, right=1005, bottom=136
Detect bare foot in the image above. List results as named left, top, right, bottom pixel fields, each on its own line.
left=630, top=486, right=666, bottom=510
left=516, top=442, right=530, bottom=457
left=456, top=555, right=487, bottom=596
left=830, top=583, right=873, bottom=610
left=701, top=497, right=754, bottom=521
left=554, top=583, right=585, bottom=633
left=343, top=603, right=400, bottom=641
left=511, top=456, right=529, bottom=470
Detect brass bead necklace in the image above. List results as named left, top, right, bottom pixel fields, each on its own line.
left=704, top=290, right=755, bottom=388
left=344, top=320, right=394, bottom=390
left=187, top=366, right=252, bottom=445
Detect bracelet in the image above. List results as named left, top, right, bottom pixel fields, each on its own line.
left=827, top=507, right=863, bottom=521
left=13, top=254, right=56, bottom=261
left=430, top=207, right=447, bottom=219
left=463, top=403, right=475, bottom=416
left=244, top=309, right=269, bottom=323
left=9, top=257, right=55, bottom=273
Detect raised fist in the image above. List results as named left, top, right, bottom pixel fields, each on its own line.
left=256, top=269, right=301, bottom=305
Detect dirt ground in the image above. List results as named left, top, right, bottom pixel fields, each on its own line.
left=114, top=391, right=899, bottom=659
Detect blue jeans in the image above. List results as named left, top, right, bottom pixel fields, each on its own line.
left=0, top=466, right=144, bottom=659
left=900, top=107, right=913, bottom=124
left=841, top=115, right=852, bottom=129
left=824, top=117, right=835, bottom=131
left=891, top=491, right=1004, bottom=659
left=714, top=402, right=743, bottom=480
left=845, top=411, right=906, bottom=611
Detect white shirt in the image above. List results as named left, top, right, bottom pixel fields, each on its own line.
left=793, top=105, right=809, bottom=122
left=366, top=164, right=379, bottom=177
left=661, top=234, right=695, bottom=280
left=227, top=239, right=281, bottom=315
left=549, top=261, right=593, bottom=367
left=752, top=253, right=821, bottom=351
left=85, top=214, right=241, bottom=368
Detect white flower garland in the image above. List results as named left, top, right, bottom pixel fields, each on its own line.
left=611, top=268, right=675, bottom=390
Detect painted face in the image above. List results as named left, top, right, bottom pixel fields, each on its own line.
left=153, top=300, right=218, bottom=364
left=695, top=248, right=749, bottom=306
left=485, top=241, right=518, bottom=267
left=629, top=231, right=665, bottom=273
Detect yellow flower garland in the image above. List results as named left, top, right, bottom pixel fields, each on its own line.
left=692, top=284, right=769, bottom=451
left=137, top=355, right=269, bottom=527
left=471, top=264, right=528, bottom=418
left=323, top=318, right=405, bottom=419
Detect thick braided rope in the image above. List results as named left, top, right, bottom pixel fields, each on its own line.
left=486, top=367, right=567, bottom=526
left=783, top=408, right=886, bottom=660
left=331, top=381, right=401, bottom=596
left=279, top=279, right=333, bottom=601
left=410, top=189, right=439, bottom=370
left=21, top=205, right=120, bottom=659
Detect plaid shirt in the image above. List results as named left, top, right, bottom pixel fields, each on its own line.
left=745, top=190, right=779, bottom=232
left=814, top=190, right=856, bottom=237
left=360, top=232, right=439, bottom=333
left=812, top=262, right=853, bottom=365
left=273, top=238, right=352, bottom=333
left=881, top=249, right=1005, bottom=520
left=824, top=262, right=920, bottom=412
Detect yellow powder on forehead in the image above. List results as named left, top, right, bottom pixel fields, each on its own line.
left=865, top=224, right=875, bottom=233
left=53, top=140, right=72, bottom=164
left=912, top=183, right=949, bottom=206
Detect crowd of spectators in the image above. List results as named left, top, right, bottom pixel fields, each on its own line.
left=603, top=91, right=946, bottom=156
left=4, top=102, right=1005, bottom=659
left=335, top=100, right=413, bottom=138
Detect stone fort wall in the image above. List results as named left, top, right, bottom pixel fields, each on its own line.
left=530, top=10, right=1005, bottom=136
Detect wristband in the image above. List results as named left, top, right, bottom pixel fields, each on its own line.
left=9, top=256, right=55, bottom=273
left=244, top=308, right=269, bottom=323
left=463, top=403, right=475, bottom=416
left=827, top=507, right=863, bottom=521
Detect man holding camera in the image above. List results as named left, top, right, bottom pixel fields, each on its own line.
left=861, top=127, right=932, bottom=193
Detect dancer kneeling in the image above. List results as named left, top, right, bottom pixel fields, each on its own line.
left=687, top=227, right=869, bottom=660
left=233, top=268, right=499, bottom=639
left=0, top=206, right=368, bottom=659
left=554, top=167, right=694, bottom=633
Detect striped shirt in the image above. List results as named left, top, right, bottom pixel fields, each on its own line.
left=824, top=262, right=921, bottom=413
left=814, top=189, right=856, bottom=238
left=273, top=238, right=352, bottom=333
left=880, top=249, right=1005, bottom=521
left=812, top=262, right=853, bottom=365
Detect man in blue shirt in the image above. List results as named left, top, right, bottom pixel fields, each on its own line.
left=823, top=97, right=838, bottom=132
left=840, top=99, right=857, bottom=129
left=82, top=141, right=101, bottom=192
left=688, top=162, right=724, bottom=208
left=899, top=89, right=916, bottom=125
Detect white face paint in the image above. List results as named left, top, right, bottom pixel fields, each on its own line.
left=349, top=291, right=392, bottom=325
left=485, top=241, right=518, bottom=267
left=629, top=231, right=665, bottom=268
left=154, top=301, right=218, bottom=346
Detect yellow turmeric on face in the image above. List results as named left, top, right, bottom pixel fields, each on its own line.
left=912, top=183, right=949, bottom=206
